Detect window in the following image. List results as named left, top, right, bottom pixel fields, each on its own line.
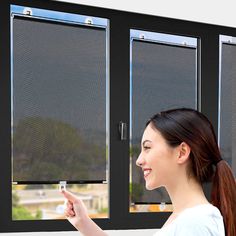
left=11, top=5, right=109, bottom=184
left=218, top=35, right=236, bottom=176
left=0, top=0, right=235, bottom=232
left=130, top=30, right=199, bottom=213
left=11, top=4, right=109, bottom=223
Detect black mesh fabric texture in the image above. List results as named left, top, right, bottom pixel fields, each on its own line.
left=220, top=43, right=236, bottom=176
left=12, top=17, right=107, bottom=182
left=131, top=40, right=197, bottom=203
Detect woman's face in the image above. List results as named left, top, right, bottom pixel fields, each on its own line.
left=136, top=123, right=180, bottom=190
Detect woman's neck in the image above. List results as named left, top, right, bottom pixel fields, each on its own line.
left=166, top=177, right=209, bottom=214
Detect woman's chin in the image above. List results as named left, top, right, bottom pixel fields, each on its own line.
left=145, top=182, right=161, bottom=190
left=145, top=183, right=156, bottom=190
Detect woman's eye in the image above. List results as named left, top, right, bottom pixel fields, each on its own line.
left=144, top=146, right=151, bottom=150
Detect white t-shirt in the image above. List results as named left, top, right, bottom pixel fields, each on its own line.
left=153, top=204, right=225, bottom=236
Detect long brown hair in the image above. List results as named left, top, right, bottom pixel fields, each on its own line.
left=147, top=107, right=236, bottom=236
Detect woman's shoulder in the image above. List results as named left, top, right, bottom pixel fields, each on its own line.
left=176, top=204, right=224, bottom=230
left=179, top=203, right=222, bottom=219
left=154, top=204, right=225, bottom=236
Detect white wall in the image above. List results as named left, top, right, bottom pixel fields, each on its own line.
left=2, top=0, right=235, bottom=235
left=56, top=0, right=236, bottom=28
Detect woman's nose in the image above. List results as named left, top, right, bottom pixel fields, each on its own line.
left=136, top=153, right=144, bottom=167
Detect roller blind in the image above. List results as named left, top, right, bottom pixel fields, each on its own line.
left=219, top=43, right=236, bottom=176
left=12, top=16, right=107, bottom=183
left=131, top=40, right=197, bottom=203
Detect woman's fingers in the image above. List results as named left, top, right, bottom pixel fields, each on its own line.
left=64, top=201, right=75, bottom=217
left=61, top=189, right=88, bottom=221
left=61, top=189, right=79, bottom=204
left=64, top=199, right=76, bottom=217
left=61, top=189, right=91, bottom=231
left=66, top=200, right=74, bottom=210
left=65, top=208, right=75, bottom=217
left=65, top=204, right=75, bottom=214
left=61, top=190, right=80, bottom=218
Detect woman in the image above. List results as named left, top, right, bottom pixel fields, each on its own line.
left=62, top=108, right=236, bottom=236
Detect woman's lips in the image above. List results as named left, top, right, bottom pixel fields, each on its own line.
left=143, top=168, right=152, bottom=178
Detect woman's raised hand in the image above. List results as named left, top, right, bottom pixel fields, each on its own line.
left=61, top=189, right=108, bottom=236
left=62, top=189, right=89, bottom=229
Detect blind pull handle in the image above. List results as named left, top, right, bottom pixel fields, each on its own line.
left=119, top=121, right=127, bottom=141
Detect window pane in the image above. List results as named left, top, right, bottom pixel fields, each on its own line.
left=11, top=6, right=109, bottom=183
left=12, top=183, right=108, bottom=220
left=219, top=35, right=236, bottom=176
left=130, top=30, right=198, bottom=211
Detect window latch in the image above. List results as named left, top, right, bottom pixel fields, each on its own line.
left=119, top=121, right=127, bottom=141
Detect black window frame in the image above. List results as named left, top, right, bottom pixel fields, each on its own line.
left=1, top=0, right=236, bottom=232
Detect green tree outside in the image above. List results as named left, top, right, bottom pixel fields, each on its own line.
left=12, top=192, right=42, bottom=220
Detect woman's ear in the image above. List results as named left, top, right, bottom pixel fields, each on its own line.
left=177, top=142, right=191, bottom=165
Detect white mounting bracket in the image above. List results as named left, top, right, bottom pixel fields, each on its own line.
left=160, top=202, right=166, bottom=211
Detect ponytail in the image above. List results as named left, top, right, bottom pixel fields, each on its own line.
left=211, top=160, right=236, bottom=236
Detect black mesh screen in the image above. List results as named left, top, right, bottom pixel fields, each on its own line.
left=12, top=17, right=107, bottom=182
left=131, top=40, right=197, bottom=203
left=220, top=43, right=236, bottom=176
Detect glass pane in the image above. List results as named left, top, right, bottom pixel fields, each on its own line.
left=12, top=183, right=108, bottom=220
left=219, top=35, right=236, bottom=176
left=130, top=30, right=198, bottom=212
left=11, top=6, right=109, bottom=183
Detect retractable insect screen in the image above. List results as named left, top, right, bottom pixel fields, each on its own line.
left=219, top=35, right=236, bottom=176
left=11, top=7, right=109, bottom=183
left=130, top=30, right=198, bottom=207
